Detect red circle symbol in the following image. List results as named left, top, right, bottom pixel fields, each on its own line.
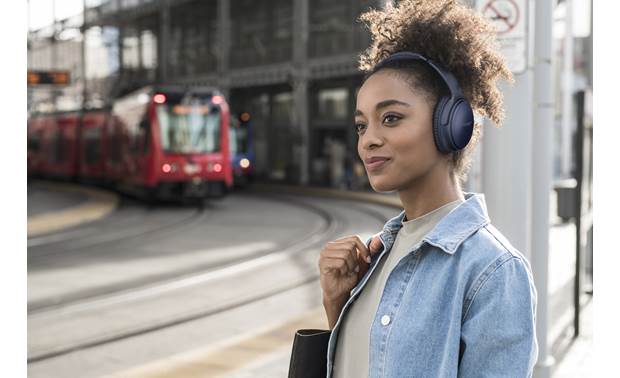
left=483, top=0, right=520, bottom=35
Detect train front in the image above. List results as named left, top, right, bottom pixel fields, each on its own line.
left=152, top=89, right=233, bottom=200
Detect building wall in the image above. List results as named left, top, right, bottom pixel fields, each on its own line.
left=79, top=0, right=380, bottom=186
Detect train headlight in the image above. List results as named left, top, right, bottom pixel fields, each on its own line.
left=214, top=163, right=223, bottom=173
left=240, top=158, right=250, bottom=169
left=162, top=163, right=178, bottom=173
left=153, top=93, right=167, bottom=104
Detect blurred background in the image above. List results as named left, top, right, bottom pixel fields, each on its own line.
left=26, top=0, right=593, bottom=377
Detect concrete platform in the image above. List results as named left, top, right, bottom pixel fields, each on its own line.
left=27, top=180, right=119, bottom=237
left=99, top=182, right=591, bottom=377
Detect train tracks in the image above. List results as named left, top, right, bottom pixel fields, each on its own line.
left=27, top=191, right=395, bottom=373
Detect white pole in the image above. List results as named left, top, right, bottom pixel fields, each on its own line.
left=480, top=0, right=534, bottom=259
left=531, top=0, right=555, bottom=375
left=481, top=76, right=532, bottom=257
left=561, top=0, right=574, bottom=178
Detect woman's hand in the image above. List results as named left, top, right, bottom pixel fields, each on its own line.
left=318, top=234, right=383, bottom=328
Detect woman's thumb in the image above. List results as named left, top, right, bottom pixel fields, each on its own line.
left=369, top=233, right=382, bottom=256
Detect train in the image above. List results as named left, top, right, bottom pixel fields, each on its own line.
left=229, top=111, right=255, bottom=187
left=27, top=85, right=253, bottom=204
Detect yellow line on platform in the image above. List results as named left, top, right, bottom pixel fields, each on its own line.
left=101, top=307, right=327, bottom=378
left=27, top=181, right=119, bottom=237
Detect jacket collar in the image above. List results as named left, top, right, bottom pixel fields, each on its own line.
left=379, top=192, right=490, bottom=255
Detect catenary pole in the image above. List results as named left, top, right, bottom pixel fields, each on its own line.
left=561, top=0, right=574, bottom=178
left=480, top=0, right=533, bottom=259
left=531, top=0, right=555, bottom=376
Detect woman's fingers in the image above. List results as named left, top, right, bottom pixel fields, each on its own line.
left=331, top=235, right=372, bottom=264
left=320, top=246, right=358, bottom=274
left=369, top=233, right=382, bottom=256
left=319, top=233, right=383, bottom=281
left=321, top=256, right=356, bottom=276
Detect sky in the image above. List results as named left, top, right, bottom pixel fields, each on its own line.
left=28, top=0, right=86, bottom=31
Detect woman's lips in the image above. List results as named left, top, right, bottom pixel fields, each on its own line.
left=365, top=158, right=390, bottom=172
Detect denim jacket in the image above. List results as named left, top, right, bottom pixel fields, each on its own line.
left=326, top=192, right=538, bottom=377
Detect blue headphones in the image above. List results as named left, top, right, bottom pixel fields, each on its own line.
left=371, top=52, right=474, bottom=154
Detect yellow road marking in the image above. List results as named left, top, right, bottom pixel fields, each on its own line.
left=102, top=307, right=328, bottom=378
left=28, top=181, right=119, bottom=237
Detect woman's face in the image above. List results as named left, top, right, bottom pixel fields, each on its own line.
left=355, top=69, right=446, bottom=193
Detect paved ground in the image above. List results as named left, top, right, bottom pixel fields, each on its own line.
left=552, top=298, right=593, bottom=378
left=27, top=180, right=119, bottom=237
left=27, top=182, right=90, bottom=217
left=27, top=183, right=396, bottom=378
left=27, top=181, right=592, bottom=377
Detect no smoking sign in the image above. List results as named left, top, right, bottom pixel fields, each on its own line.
left=483, top=0, right=520, bottom=34
left=477, top=0, right=528, bottom=74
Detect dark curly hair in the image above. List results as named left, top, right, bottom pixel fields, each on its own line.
left=357, top=0, right=513, bottom=186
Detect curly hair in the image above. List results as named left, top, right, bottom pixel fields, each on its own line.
left=357, top=0, right=513, bottom=186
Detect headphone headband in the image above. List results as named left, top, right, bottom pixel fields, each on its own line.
left=371, top=52, right=463, bottom=98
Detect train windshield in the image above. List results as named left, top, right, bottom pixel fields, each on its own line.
left=229, top=125, right=248, bottom=155
left=156, top=98, right=221, bottom=153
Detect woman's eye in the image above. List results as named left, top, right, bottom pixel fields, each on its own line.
left=383, top=114, right=401, bottom=124
left=355, top=123, right=367, bottom=133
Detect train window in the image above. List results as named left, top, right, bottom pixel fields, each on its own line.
left=140, top=119, right=150, bottom=155
left=84, top=128, right=101, bottom=164
left=52, top=131, right=64, bottom=163
left=156, top=100, right=221, bottom=153
left=110, top=134, right=120, bottom=163
left=28, top=134, right=41, bottom=152
left=109, top=120, right=122, bottom=163
left=230, top=126, right=248, bottom=155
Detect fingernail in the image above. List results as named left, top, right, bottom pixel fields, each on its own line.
left=366, top=256, right=371, bottom=263
left=355, top=266, right=360, bottom=272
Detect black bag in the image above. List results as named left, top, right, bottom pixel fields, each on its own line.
left=288, top=329, right=331, bottom=378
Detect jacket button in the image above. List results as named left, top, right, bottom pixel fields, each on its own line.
left=381, top=315, right=391, bottom=326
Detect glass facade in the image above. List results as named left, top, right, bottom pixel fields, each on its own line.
left=317, top=88, right=349, bottom=122
left=168, top=1, right=218, bottom=78
left=230, top=0, right=292, bottom=68
left=75, top=0, right=380, bottom=184
left=309, top=0, right=375, bottom=58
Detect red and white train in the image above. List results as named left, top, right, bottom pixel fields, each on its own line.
left=28, top=85, right=234, bottom=203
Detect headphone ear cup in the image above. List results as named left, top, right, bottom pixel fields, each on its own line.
left=432, top=97, right=450, bottom=154
left=449, top=99, right=475, bottom=151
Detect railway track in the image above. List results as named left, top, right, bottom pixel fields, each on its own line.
left=27, top=192, right=394, bottom=368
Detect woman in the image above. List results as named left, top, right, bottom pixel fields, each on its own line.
left=317, top=1, right=538, bottom=377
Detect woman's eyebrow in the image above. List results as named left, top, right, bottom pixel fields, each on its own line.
left=355, top=99, right=411, bottom=117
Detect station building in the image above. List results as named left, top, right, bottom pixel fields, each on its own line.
left=75, top=0, right=385, bottom=187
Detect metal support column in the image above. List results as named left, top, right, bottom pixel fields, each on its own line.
left=217, top=0, right=231, bottom=98
left=531, top=0, right=555, bottom=375
left=158, top=1, right=170, bottom=83
left=481, top=0, right=534, bottom=258
left=81, top=0, right=88, bottom=108
left=481, top=80, right=533, bottom=256
left=293, top=0, right=310, bottom=185
left=561, top=0, right=574, bottom=178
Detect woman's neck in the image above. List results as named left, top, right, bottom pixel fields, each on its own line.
left=398, top=165, right=464, bottom=221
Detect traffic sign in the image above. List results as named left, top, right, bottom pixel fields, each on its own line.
left=27, top=70, right=71, bottom=86
left=477, top=0, right=528, bottom=74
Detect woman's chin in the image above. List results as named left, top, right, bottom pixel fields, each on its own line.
left=369, top=178, right=398, bottom=193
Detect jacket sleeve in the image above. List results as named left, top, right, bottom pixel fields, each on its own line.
left=458, top=256, right=539, bottom=378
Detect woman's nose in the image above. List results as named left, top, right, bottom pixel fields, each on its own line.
left=360, top=124, right=384, bottom=150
